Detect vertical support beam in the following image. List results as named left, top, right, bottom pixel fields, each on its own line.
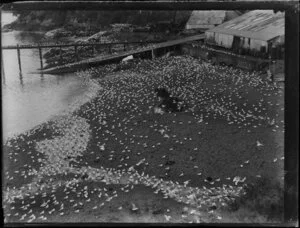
left=151, top=49, right=156, bottom=59
left=1, top=50, right=5, bottom=85
left=40, top=72, right=44, bottom=83
left=60, top=46, right=63, bottom=64
left=19, top=72, right=23, bottom=87
left=284, top=6, right=299, bottom=224
left=92, top=44, right=95, bottom=56
left=17, top=44, right=22, bottom=74
left=74, top=45, right=79, bottom=61
left=38, top=44, right=43, bottom=70
left=108, top=44, right=112, bottom=54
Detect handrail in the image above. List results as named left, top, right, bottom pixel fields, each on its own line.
left=1, top=40, right=163, bottom=50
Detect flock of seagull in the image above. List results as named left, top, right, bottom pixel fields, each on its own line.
left=3, top=55, right=284, bottom=223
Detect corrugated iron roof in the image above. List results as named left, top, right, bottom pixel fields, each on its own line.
left=186, top=11, right=227, bottom=29
left=207, top=10, right=284, bottom=41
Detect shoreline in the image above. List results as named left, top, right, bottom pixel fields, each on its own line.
left=2, top=27, right=99, bottom=143
left=3, top=75, right=101, bottom=143
left=1, top=28, right=87, bottom=43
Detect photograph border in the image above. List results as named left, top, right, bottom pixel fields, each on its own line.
left=1, top=1, right=299, bottom=226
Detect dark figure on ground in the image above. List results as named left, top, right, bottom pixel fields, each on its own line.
left=155, top=88, right=184, bottom=112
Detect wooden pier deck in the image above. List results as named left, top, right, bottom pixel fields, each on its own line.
left=39, top=34, right=205, bottom=74
left=2, top=41, right=161, bottom=75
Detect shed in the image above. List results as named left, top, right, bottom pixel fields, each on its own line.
left=205, top=10, right=284, bottom=57
left=185, top=11, right=240, bottom=31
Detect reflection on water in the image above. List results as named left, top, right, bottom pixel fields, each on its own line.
left=2, top=13, right=89, bottom=140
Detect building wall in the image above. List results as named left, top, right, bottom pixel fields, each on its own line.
left=205, top=31, right=234, bottom=48
left=205, top=31, right=270, bottom=52
left=180, top=42, right=268, bottom=71
left=240, top=37, right=250, bottom=49
left=249, top=39, right=268, bottom=52
left=205, top=31, right=215, bottom=41
left=216, top=33, right=234, bottom=48
left=269, top=35, right=284, bottom=46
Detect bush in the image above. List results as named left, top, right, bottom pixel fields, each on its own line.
left=9, top=10, right=192, bottom=33
left=228, top=177, right=284, bottom=222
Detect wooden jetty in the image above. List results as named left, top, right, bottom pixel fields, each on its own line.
left=39, top=34, right=205, bottom=74
left=1, top=40, right=162, bottom=74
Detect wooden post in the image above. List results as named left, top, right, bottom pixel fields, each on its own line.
left=19, top=72, right=23, bottom=87
left=92, top=44, right=95, bottom=56
left=40, top=72, right=44, bottom=83
left=60, top=46, right=63, bottom=64
left=38, top=45, right=43, bottom=69
left=17, top=44, right=22, bottom=74
left=74, top=45, right=79, bottom=61
left=1, top=50, right=5, bottom=84
left=151, top=49, right=156, bottom=59
left=123, top=44, right=126, bottom=51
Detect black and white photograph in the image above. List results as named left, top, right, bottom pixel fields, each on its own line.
left=1, top=0, right=298, bottom=225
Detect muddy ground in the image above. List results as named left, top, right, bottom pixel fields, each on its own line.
left=2, top=56, right=284, bottom=224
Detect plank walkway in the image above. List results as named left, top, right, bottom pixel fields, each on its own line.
left=39, top=34, right=205, bottom=74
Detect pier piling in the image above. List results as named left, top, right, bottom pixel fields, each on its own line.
left=17, top=45, right=22, bottom=74
left=92, top=45, right=95, bottom=56
left=60, top=46, right=63, bottom=63
left=151, top=49, right=156, bottom=59
left=75, top=45, right=79, bottom=61
left=38, top=45, right=43, bottom=69
left=19, top=72, right=23, bottom=87
left=1, top=50, right=5, bottom=84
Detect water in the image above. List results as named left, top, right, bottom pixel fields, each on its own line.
left=1, top=12, right=90, bottom=140
left=1, top=11, right=17, bottom=26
